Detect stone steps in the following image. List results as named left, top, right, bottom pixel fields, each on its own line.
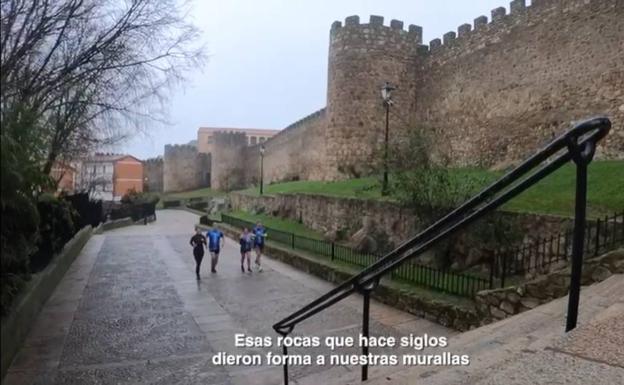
left=294, top=274, right=624, bottom=385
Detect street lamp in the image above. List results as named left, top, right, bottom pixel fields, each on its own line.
left=381, top=82, right=395, bottom=196
left=260, top=145, right=265, bottom=195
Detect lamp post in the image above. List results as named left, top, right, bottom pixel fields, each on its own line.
left=260, top=145, right=265, bottom=195
left=381, top=82, right=395, bottom=196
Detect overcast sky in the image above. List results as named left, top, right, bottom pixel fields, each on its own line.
left=122, top=0, right=523, bottom=159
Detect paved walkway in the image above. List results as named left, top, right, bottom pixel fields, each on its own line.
left=4, top=210, right=452, bottom=385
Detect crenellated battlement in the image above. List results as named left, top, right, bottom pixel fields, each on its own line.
left=329, top=15, right=424, bottom=55
left=418, top=0, right=598, bottom=57
left=144, top=156, right=163, bottom=164
left=330, top=0, right=597, bottom=59
left=212, top=131, right=247, bottom=147
left=164, top=144, right=197, bottom=156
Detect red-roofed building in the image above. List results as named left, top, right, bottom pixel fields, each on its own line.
left=76, top=153, right=143, bottom=201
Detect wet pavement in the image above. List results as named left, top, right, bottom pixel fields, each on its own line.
left=3, top=210, right=453, bottom=385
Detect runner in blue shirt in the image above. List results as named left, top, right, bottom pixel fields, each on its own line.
left=206, top=227, right=225, bottom=273
left=240, top=227, right=254, bottom=273
left=252, top=221, right=267, bottom=272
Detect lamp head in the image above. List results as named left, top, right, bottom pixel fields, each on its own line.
left=381, top=82, right=396, bottom=103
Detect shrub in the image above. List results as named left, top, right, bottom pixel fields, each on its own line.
left=121, top=188, right=160, bottom=205
left=30, top=194, right=78, bottom=272
left=0, top=193, right=39, bottom=315
left=64, top=192, right=103, bottom=228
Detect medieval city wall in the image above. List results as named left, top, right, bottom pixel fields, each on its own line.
left=144, top=157, right=163, bottom=193
left=163, top=144, right=210, bottom=192
left=325, top=0, right=624, bottom=178
left=241, top=109, right=327, bottom=185
left=210, top=132, right=249, bottom=191
left=412, top=0, right=624, bottom=167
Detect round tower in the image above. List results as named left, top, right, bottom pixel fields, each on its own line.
left=324, top=15, right=424, bottom=180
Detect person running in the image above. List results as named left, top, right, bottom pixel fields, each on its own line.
left=206, top=226, right=225, bottom=273
left=252, top=221, right=267, bottom=272
left=189, top=229, right=207, bottom=279
left=239, top=227, right=254, bottom=273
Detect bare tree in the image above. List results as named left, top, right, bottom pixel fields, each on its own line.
left=1, top=0, right=205, bottom=173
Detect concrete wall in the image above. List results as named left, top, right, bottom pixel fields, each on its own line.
left=144, top=157, right=163, bottom=193
left=163, top=145, right=210, bottom=193
left=0, top=226, right=93, bottom=379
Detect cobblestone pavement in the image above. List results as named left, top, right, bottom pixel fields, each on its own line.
left=4, top=210, right=453, bottom=385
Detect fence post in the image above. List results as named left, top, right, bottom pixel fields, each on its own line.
left=594, top=218, right=601, bottom=256
left=291, top=233, right=295, bottom=249
left=331, top=243, right=335, bottom=260
left=489, top=256, right=495, bottom=290
left=500, top=253, right=507, bottom=289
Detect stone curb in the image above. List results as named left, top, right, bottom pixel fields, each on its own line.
left=101, top=217, right=134, bottom=231
left=199, top=222, right=480, bottom=332
left=0, top=226, right=94, bottom=380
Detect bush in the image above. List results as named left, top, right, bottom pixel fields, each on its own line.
left=30, top=194, right=78, bottom=272
left=0, top=193, right=39, bottom=315
left=64, top=192, right=103, bottom=228
left=121, top=188, right=160, bottom=205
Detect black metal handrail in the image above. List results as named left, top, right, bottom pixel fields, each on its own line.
left=272, top=116, right=611, bottom=384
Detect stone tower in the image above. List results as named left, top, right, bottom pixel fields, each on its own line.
left=324, top=15, right=424, bottom=179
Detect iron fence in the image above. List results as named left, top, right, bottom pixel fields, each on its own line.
left=495, top=210, right=624, bottom=287
left=221, top=213, right=486, bottom=297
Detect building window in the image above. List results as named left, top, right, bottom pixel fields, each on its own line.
left=251, top=136, right=257, bottom=145
left=207, top=136, right=213, bottom=144
left=260, top=137, right=266, bottom=142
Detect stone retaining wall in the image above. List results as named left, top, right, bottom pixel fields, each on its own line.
left=229, top=191, right=576, bottom=269
left=475, top=249, right=624, bottom=324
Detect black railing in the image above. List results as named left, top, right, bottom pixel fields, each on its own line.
left=270, top=116, right=611, bottom=384
left=495, top=210, right=624, bottom=286
left=221, top=214, right=489, bottom=297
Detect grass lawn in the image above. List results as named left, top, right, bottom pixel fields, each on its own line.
left=228, top=210, right=324, bottom=239
left=502, top=160, right=623, bottom=218
left=237, top=161, right=622, bottom=218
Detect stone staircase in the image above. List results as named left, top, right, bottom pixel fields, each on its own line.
left=295, top=274, right=624, bottom=385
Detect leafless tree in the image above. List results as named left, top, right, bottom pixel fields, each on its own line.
left=0, top=0, right=205, bottom=173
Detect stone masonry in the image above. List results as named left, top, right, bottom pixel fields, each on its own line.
left=163, top=144, right=210, bottom=192
left=213, top=0, right=623, bottom=186
left=474, top=248, right=624, bottom=324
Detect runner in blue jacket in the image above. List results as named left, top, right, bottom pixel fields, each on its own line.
left=252, top=222, right=267, bottom=272
left=206, top=227, right=224, bottom=273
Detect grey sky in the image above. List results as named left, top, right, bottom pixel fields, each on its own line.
left=122, top=0, right=521, bottom=159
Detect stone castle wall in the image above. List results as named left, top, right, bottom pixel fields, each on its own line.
left=241, top=109, right=327, bottom=184
left=200, top=0, right=622, bottom=187
left=163, top=145, right=210, bottom=192
left=144, top=157, right=163, bottom=192
left=210, top=132, right=248, bottom=191
left=411, top=0, right=624, bottom=168
left=325, top=0, right=623, bottom=178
